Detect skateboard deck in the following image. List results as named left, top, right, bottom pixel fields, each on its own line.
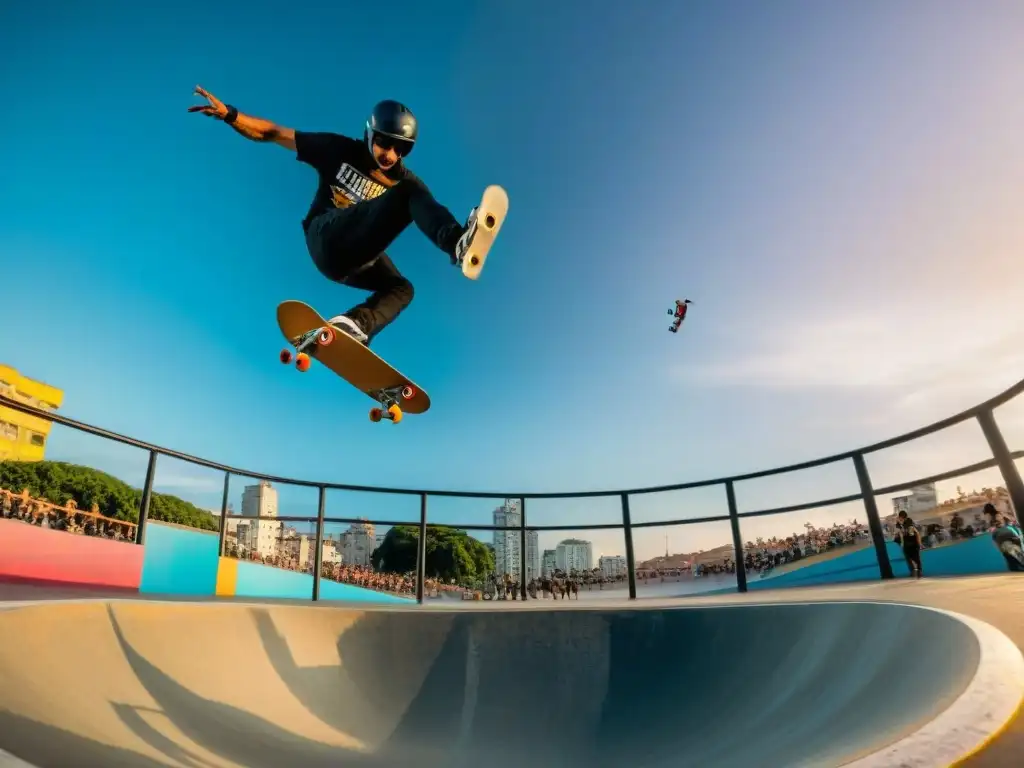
left=276, top=300, right=430, bottom=423
left=461, top=185, right=509, bottom=281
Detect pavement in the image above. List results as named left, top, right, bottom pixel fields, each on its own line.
left=0, top=576, right=1022, bottom=767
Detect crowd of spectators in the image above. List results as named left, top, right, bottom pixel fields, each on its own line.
left=635, top=521, right=870, bottom=580
left=882, top=509, right=991, bottom=548
left=1, top=487, right=136, bottom=540
left=222, top=541, right=462, bottom=598
left=741, top=521, right=869, bottom=577
left=478, top=569, right=627, bottom=601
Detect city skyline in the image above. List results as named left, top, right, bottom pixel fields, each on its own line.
left=223, top=482, right=614, bottom=576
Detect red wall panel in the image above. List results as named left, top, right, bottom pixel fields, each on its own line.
left=0, top=518, right=143, bottom=590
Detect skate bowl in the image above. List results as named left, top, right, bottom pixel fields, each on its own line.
left=0, top=598, right=1021, bottom=767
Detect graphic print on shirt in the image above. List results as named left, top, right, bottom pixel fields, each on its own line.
left=330, top=163, right=390, bottom=208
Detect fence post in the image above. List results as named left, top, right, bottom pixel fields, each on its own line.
left=217, top=471, right=231, bottom=556
left=519, top=497, right=528, bottom=600
left=621, top=493, right=637, bottom=599
left=417, top=493, right=428, bottom=604
left=852, top=453, right=894, bottom=579
left=135, top=450, right=158, bottom=546
left=977, top=408, right=1024, bottom=519
left=726, top=481, right=747, bottom=593
left=312, top=486, right=326, bottom=601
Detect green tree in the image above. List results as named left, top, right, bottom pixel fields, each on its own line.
left=371, top=525, right=495, bottom=584
left=0, top=460, right=218, bottom=531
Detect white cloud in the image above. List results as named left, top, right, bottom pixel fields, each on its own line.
left=676, top=303, right=1024, bottom=397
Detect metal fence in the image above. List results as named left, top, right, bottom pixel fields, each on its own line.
left=3, top=375, right=1024, bottom=603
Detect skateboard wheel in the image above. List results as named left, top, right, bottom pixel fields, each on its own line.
left=279, top=349, right=293, bottom=364
left=317, top=327, right=335, bottom=346
left=387, top=404, right=403, bottom=424
left=401, top=385, right=416, bottom=400
left=296, top=352, right=311, bottom=372
left=369, top=407, right=383, bottom=423
left=484, top=213, right=496, bottom=229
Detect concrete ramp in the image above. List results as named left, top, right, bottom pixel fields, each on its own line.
left=0, top=599, right=1015, bottom=767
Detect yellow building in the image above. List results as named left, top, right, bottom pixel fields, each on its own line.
left=0, top=365, right=64, bottom=462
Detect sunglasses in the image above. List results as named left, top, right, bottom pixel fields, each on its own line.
left=373, top=133, right=414, bottom=157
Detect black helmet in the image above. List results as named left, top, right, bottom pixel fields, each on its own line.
left=365, top=100, right=417, bottom=163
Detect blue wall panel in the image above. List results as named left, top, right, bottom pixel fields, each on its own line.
left=235, top=559, right=412, bottom=604
left=139, top=522, right=220, bottom=596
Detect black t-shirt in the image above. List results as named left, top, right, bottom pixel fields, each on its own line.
left=897, top=518, right=920, bottom=548
left=294, top=131, right=423, bottom=230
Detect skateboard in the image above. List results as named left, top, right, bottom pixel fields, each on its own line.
left=276, top=300, right=430, bottom=424
left=460, top=184, right=509, bottom=281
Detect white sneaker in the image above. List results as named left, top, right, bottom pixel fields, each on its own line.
left=453, top=207, right=479, bottom=266
left=327, top=315, right=368, bottom=344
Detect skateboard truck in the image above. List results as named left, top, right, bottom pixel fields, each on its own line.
left=279, top=326, right=336, bottom=372
left=368, top=385, right=418, bottom=424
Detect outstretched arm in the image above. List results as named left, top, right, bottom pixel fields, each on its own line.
left=228, top=109, right=296, bottom=150
left=188, top=85, right=296, bottom=151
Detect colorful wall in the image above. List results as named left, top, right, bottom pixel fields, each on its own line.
left=1, top=517, right=1017, bottom=600
left=0, top=519, right=411, bottom=603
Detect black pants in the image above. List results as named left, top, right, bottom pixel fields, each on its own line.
left=304, top=180, right=463, bottom=341
left=902, top=545, right=922, bottom=576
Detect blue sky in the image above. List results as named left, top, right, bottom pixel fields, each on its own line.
left=4, top=1, right=1024, bottom=562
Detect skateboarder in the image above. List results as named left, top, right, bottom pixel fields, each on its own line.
left=894, top=511, right=923, bottom=578
left=189, top=85, right=482, bottom=346
left=668, top=299, right=691, bottom=333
